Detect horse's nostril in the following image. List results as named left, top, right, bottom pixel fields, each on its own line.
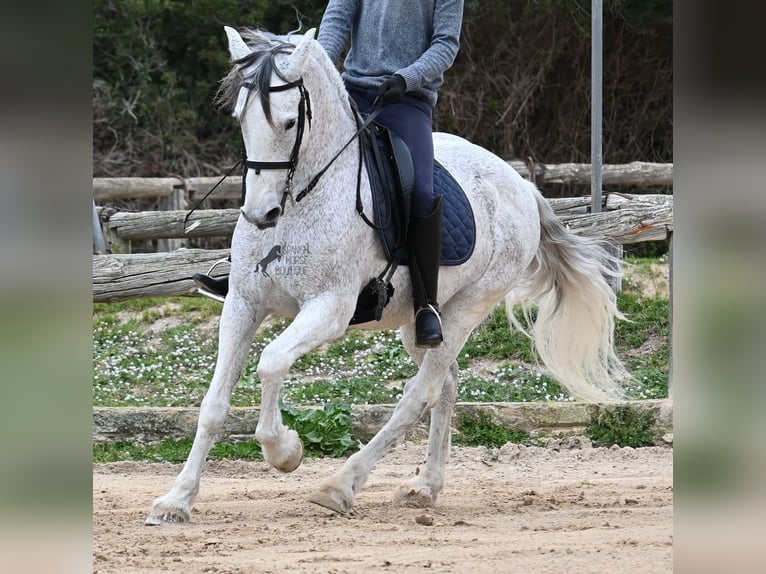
left=265, top=207, right=282, bottom=221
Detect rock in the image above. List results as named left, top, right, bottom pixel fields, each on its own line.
left=415, top=514, right=434, bottom=526
left=561, top=435, right=592, bottom=450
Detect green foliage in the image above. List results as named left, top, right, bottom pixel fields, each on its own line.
left=614, top=291, right=670, bottom=398
left=616, top=292, right=669, bottom=348
left=451, top=0, right=672, bottom=169
left=93, top=284, right=669, bottom=408
left=93, top=316, right=218, bottom=407
left=585, top=405, right=657, bottom=447
left=283, top=377, right=403, bottom=405
left=93, top=0, right=326, bottom=177
left=93, top=402, right=358, bottom=462
left=92, top=296, right=221, bottom=319
left=453, top=411, right=531, bottom=448
left=280, top=402, right=359, bottom=457
left=93, top=256, right=669, bottom=409
left=459, top=305, right=536, bottom=368
left=93, top=0, right=672, bottom=179
left=458, top=371, right=569, bottom=402
left=93, top=437, right=263, bottom=463
left=624, top=240, right=670, bottom=259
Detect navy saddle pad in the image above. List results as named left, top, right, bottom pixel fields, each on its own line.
left=365, top=129, right=476, bottom=266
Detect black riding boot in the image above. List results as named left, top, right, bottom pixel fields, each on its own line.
left=408, top=196, right=444, bottom=348
left=192, top=273, right=229, bottom=298
left=192, top=257, right=231, bottom=300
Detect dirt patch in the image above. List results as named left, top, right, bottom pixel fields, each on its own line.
left=94, top=442, right=672, bottom=573
left=623, top=262, right=669, bottom=299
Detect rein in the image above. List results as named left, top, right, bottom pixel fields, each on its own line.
left=294, top=98, right=383, bottom=203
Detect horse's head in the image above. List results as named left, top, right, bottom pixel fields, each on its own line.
left=223, top=26, right=318, bottom=229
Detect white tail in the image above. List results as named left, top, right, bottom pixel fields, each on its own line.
left=507, top=189, right=631, bottom=403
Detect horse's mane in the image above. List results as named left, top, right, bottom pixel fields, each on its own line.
left=217, top=29, right=297, bottom=125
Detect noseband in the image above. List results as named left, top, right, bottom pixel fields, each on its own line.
left=241, top=78, right=312, bottom=212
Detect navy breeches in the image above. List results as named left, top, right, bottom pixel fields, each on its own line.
left=345, top=83, right=436, bottom=219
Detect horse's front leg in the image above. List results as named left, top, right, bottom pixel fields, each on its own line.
left=255, top=295, right=350, bottom=472
left=145, top=295, right=262, bottom=525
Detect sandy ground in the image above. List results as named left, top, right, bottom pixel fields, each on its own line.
left=93, top=441, right=672, bottom=573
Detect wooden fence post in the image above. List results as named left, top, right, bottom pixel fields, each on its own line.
left=667, top=229, right=673, bottom=398
left=92, top=199, right=108, bottom=254
left=157, top=181, right=188, bottom=252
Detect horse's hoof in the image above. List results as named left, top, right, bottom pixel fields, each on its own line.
left=309, top=485, right=354, bottom=514
left=393, top=482, right=437, bottom=508
left=265, top=430, right=304, bottom=473
left=274, top=441, right=303, bottom=473
left=144, top=510, right=189, bottom=525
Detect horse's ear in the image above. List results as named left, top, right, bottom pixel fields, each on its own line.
left=281, top=28, right=317, bottom=81
left=224, top=26, right=251, bottom=61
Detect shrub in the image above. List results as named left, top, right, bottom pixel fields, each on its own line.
left=585, top=405, right=657, bottom=447
left=453, top=411, right=531, bottom=448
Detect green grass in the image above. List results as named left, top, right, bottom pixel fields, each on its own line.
left=459, top=304, right=536, bottom=368
left=94, top=402, right=359, bottom=462
left=93, top=437, right=264, bottom=463
left=453, top=411, right=532, bottom=448
left=614, top=292, right=670, bottom=399
left=93, top=257, right=670, bottom=408
left=92, top=257, right=669, bottom=460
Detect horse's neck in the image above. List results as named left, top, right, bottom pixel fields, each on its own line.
left=303, top=85, right=365, bottom=208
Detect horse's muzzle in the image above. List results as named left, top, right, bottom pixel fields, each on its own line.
left=240, top=206, right=282, bottom=229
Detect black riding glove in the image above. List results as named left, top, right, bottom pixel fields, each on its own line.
left=377, top=74, right=407, bottom=106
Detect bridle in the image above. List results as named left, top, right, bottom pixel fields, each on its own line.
left=184, top=73, right=382, bottom=232
left=241, top=77, right=312, bottom=213
left=241, top=76, right=383, bottom=214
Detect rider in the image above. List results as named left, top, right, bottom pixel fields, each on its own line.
left=194, top=0, right=464, bottom=348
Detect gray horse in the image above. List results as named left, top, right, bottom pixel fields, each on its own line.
left=146, top=28, right=629, bottom=523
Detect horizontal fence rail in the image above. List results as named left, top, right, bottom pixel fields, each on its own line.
left=92, top=161, right=672, bottom=201
left=93, top=249, right=230, bottom=302
left=100, top=193, right=672, bottom=242
left=93, top=193, right=672, bottom=302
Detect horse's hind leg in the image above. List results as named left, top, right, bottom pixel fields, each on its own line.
left=393, top=324, right=458, bottom=507
left=310, top=295, right=492, bottom=513
left=145, top=295, right=261, bottom=525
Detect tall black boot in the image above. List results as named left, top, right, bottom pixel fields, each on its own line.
left=192, top=257, right=230, bottom=301
left=192, top=273, right=229, bottom=298
left=408, top=196, right=444, bottom=348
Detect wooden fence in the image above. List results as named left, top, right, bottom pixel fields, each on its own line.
left=93, top=161, right=671, bottom=202
left=93, top=161, right=672, bottom=300
left=93, top=193, right=672, bottom=302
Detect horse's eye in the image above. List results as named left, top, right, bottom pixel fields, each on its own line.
left=285, top=119, right=297, bottom=131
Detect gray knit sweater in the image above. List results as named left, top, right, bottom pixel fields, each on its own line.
left=317, top=0, right=464, bottom=106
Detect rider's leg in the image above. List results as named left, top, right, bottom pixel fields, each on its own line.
left=366, top=92, right=442, bottom=346
left=345, top=84, right=444, bottom=346
left=407, top=195, right=444, bottom=347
